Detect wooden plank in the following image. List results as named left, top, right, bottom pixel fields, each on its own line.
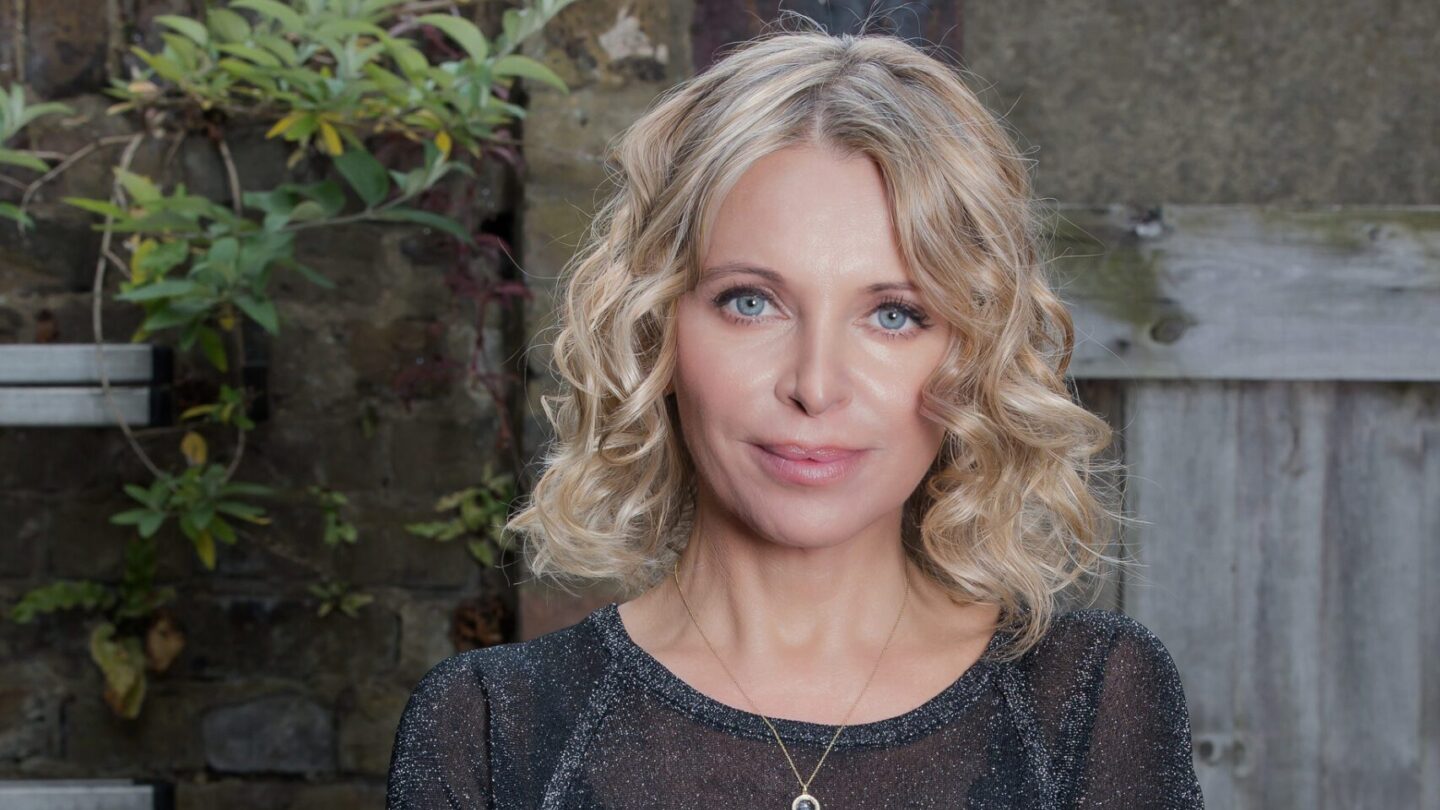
left=1317, top=384, right=1429, bottom=807
left=1422, top=397, right=1440, bottom=809
left=1231, top=382, right=1328, bottom=808
left=1124, top=381, right=1439, bottom=807
left=1122, top=381, right=1241, bottom=806
left=0, top=387, right=153, bottom=426
left=1046, top=205, right=1440, bottom=381
left=0, top=344, right=157, bottom=385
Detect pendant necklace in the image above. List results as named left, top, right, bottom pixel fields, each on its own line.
left=671, top=566, right=911, bottom=810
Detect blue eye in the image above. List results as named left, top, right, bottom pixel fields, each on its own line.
left=876, top=305, right=914, bottom=331
left=710, top=285, right=933, bottom=340
left=731, top=291, right=767, bottom=318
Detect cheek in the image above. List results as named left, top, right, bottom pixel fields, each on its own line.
left=672, top=300, right=757, bottom=427
left=870, top=353, right=948, bottom=457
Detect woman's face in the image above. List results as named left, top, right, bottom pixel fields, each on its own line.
left=670, top=143, right=953, bottom=549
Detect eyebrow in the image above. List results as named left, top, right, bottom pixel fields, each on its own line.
left=700, top=261, right=917, bottom=294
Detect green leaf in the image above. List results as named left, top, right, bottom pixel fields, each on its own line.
left=7, top=580, right=113, bottom=623
left=216, top=43, right=281, bottom=68
left=404, top=520, right=453, bottom=539
left=62, top=197, right=130, bottom=220
left=109, top=509, right=152, bottom=526
left=243, top=187, right=299, bottom=216
left=159, top=33, right=203, bottom=72
left=361, top=63, right=408, bottom=93
left=211, top=517, right=236, bottom=545
left=90, top=622, right=148, bottom=718
left=0, top=147, right=50, bottom=172
left=234, top=294, right=279, bottom=334
left=135, top=239, right=191, bottom=277
left=116, top=279, right=201, bottom=302
left=207, top=8, right=253, bottom=43
left=296, top=180, right=346, bottom=216
left=131, top=46, right=188, bottom=83
left=416, top=14, right=489, bottom=63
left=339, top=592, right=373, bottom=617
left=255, top=33, right=300, bottom=66
left=0, top=202, right=34, bottom=230
left=360, top=0, right=410, bottom=16
left=333, top=147, right=390, bottom=208
left=155, top=14, right=210, bottom=47
left=468, top=540, right=495, bottom=566
left=219, top=481, right=275, bottom=498
left=314, top=19, right=387, bottom=40
left=373, top=207, right=473, bottom=245
left=214, top=500, right=266, bottom=520
left=193, top=530, right=217, bottom=570
left=141, top=301, right=207, bottom=332
left=123, top=483, right=158, bottom=507
left=207, top=236, right=239, bottom=268
left=491, top=54, right=568, bottom=94
left=138, top=511, right=166, bottom=538
left=384, top=38, right=428, bottom=76
left=114, top=169, right=162, bottom=204
left=391, top=167, right=425, bottom=197
left=287, top=261, right=336, bottom=289
left=231, top=0, right=305, bottom=32
left=288, top=200, right=327, bottom=221
left=196, top=325, right=228, bottom=371
left=10, top=98, right=75, bottom=131
left=434, top=487, right=481, bottom=512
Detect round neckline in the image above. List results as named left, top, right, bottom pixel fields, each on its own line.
left=588, top=600, right=1008, bottom=749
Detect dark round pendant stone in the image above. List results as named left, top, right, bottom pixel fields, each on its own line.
left=793, top=796, right=819, bottom=810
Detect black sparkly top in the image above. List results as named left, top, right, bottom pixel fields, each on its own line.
left=385, top=602, right=1205, bottom=808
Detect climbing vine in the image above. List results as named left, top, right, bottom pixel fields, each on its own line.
left=0, top=0, right=574, bottom=718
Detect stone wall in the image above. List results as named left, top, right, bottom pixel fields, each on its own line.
left=0, top=1, right=522, bottom=806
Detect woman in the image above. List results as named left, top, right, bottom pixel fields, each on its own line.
left=387, top=25, right=1205, bottom=810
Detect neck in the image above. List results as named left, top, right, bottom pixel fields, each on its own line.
left=655, top=500, right=948, bottom=664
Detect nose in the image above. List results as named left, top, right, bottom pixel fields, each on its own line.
left=779, top=316, right=854, bottom=416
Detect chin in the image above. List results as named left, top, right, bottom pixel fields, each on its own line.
left=752, top=515, right=868, bottom=550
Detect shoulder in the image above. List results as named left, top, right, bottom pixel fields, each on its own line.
left=1023, top=612, right=1205, bottom=806
left=1050, top=606, right=1159, bottom=637
left=1011, top=607, right=1188, bottom=695
left=1033, top=607, right=1177, bottom=659
left=406, top=609, right=609, bottom=713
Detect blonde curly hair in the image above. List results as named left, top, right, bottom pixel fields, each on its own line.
left=505, top=22, right=1134, bottom=660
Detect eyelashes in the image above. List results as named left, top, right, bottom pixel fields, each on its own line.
left=709, top=284, right=934, bottom=340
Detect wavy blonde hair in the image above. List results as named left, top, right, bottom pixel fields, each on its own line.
left=505, top=22, right=1135, bottom=660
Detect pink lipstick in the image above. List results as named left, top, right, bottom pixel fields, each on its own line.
left=749, top=443, right=867, bottom=486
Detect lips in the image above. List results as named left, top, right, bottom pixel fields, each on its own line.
left=758, top=444, right=863, bottom=462
left=750, top=442, right=867, bottom=485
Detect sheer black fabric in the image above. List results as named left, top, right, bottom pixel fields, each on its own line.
left=386, top=602, right=1205, bottom=809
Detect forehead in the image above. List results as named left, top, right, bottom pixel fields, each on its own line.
left=701, top=145, right=910, bottom=288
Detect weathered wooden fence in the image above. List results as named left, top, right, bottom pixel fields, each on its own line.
left=1057, top=204, right=1440, bottom=808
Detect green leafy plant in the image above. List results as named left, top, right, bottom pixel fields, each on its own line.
left=0, top=85, right=74, bottom=228
left=405, top=461, right=517, bottom=567
left=309, top=484, right=360, bottom=547
left=1, top=0, right=577, bottom=719
left=308, top=578, right=374, bottom=618
left=110, top=462, right=276, bottom=571
left=8, top=534, right=180, bottom=718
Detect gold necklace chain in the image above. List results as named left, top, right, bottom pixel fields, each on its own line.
left=671, top=566, right=911, bottom=804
